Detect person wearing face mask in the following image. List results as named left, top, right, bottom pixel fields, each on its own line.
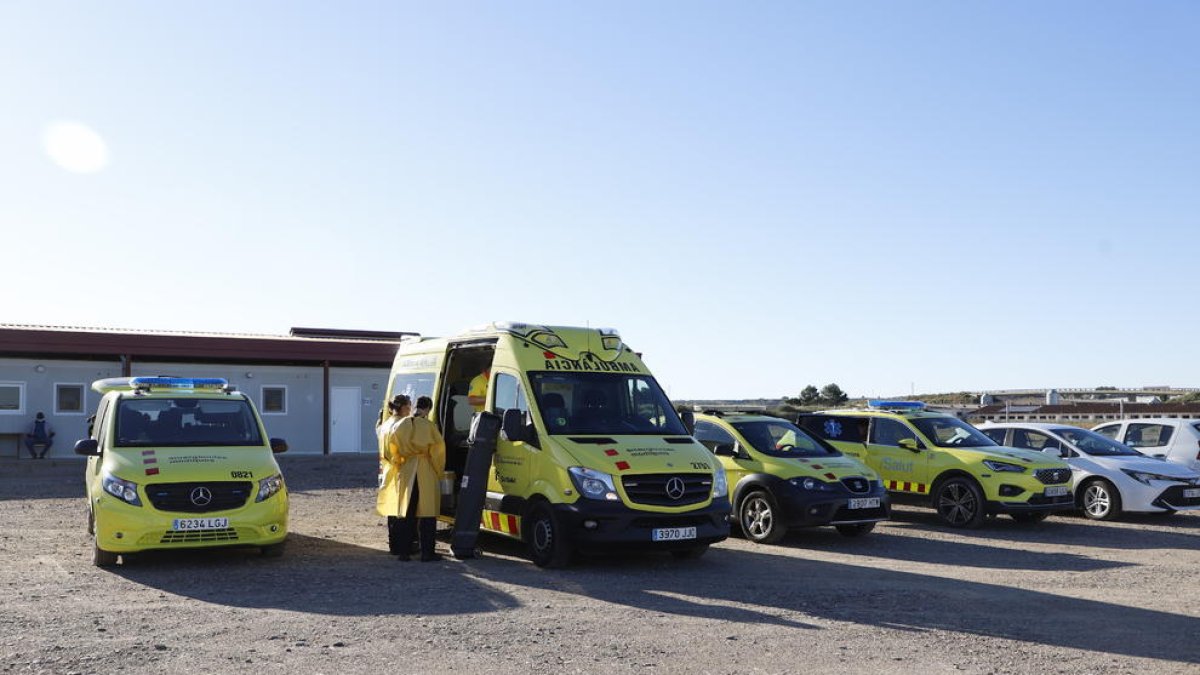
left=390, top=396, right=447, bottom=561
left=376, top=395, right=411, bottom=555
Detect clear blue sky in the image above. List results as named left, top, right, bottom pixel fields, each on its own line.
left=2, top=2, right=1198, bottom=399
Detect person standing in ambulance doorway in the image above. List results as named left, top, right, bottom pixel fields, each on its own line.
left=467, top=367, right=490, bottom=413
left=390, top=396, right=447, bottom=562
left=376, top=395, right=411, bottom=555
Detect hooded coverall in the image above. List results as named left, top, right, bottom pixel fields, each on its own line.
left=375, top=412, right=406, bottom=553
left=387, top=414, right=447, bottom=559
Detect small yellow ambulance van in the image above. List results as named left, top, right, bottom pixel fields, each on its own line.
left=383, top=323, right=730, bottom=567
left=77, top=377, right=289, bottom=566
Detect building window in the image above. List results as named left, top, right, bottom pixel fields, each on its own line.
left=0, top=382, right=24, bottom=414
left=55, top=383, right=85, bottom=414
left=262, top=386, right=287, bottom=415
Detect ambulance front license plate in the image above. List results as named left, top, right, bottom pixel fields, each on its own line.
left=1043, top=486, right=1070, bottom=497
left=652, top=527, right=697, bottom=542
left=1184, top=488, right=1200, bottom=499
left=172, top=517, right=229, bottom=531
left=848, top=498, right=881, bottom=509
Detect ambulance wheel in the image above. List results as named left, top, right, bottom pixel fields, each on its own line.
left=527, top=502, right=572, bottom=568
left=738, top=490, right=787, bottom=544
left=261, top=541, right=286, bottom=558
left=93, top=543, right=118, bottom=568
left=933, top=477, right=986, bottom=528
left=835, top=523, right=875, bottom=537
left=670, top=544, right=709, bottom=560
left=1079, top=479, right=1122, bottom=521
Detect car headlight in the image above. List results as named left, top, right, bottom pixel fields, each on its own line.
left=101, top=473, right=142, bottom=507
left=568, top=467, right=620, bottom=501
left=1122, top=469, right=1184, bottom=486
left=256, top=473, right=285, bottom=502
left=983, top=460, right=1026, bottom=473
left=711, top=465, right=728, bottom=499
left=789, top=477, right=834, bottom=491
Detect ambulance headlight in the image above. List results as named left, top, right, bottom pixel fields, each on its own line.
left=102, top=473, right=142, bottom=506
left=568, top=467, right=620, bottom=501
left=256, top=474, right=285, bottom=502
left=789, top=477, right=834, bottom=492
left=711, top=465, right=728, bottom=498
left=982, top=460, right=1026, bottom=473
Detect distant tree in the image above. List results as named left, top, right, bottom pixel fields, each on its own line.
left=799, top=385, right=820, bottom=406
left=820, top=383, right=848, bottom=406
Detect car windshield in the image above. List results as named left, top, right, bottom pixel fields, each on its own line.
left=1053, top=427, right=1142, bottom=457
left=528, top=372, right=687, bottom=436
left=115, top=398, right=264, bottom=447
left=910, top=416, right=997, bottom=448
left=731, top=420, right=839, bottom=458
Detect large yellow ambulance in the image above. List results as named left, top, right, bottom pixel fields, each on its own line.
left=383, top=323, right=731, bottom=567
left=77, top=377, right=289, bottom=566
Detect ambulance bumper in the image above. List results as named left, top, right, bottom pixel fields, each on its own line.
left=777, top=482, right=891, bottom=527
left=552, top=500, right=731, bottom=550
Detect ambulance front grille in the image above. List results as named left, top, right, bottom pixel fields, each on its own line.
left=152, top=528, right=242, bottom=545
left=621, top=474, right=711, bottom=507
left=1034, top=469, right=1071, bottom=485
left=145, top=481, right=253, bottom=513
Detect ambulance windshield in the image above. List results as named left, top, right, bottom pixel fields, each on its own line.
left=114, top=398, right=263, bottom=447
left=910, top=416, right=995, bottom=448
left=731, top=420, right=838, bottom=458
left=529, top=372, right=688, bottom=436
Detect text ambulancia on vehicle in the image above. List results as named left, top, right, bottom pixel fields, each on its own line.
left=383, top=323, right=731, bottom=567
left=77, top=377, right=289, bottom=566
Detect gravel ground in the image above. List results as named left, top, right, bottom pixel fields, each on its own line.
left=2, top=455, right=1198, bottom=674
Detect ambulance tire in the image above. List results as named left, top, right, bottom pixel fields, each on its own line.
left=670, top=544, right=710, bottom=560
left=738, top=490, right=787, bottom=544
left=93, top=542, right=118, bottom=568
left=933, top=476, right=987, bottom=528
left=527, top=501, right=573, bottom=568
left=835, top=523, right=875, bottom=537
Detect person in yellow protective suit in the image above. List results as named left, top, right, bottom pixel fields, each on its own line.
left=376, top=395, right=411, bottom=555
left=390, top=396, right=447, bottom=562
left=467, top=366, right=490, bottom=413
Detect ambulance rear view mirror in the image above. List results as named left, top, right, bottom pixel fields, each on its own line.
left=74, top=439, right=100, bottom=456
left=501, top=408, right=527, bottom=443
left=270, top=438, right=289, bottom=454
left=713, top=442, right=735, bottom=457
left=898, top=438, right=922, bottom=452
left=679, top=409, right=696, bottom=436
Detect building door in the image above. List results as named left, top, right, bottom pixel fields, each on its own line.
left=331, top=386, right=362, bottom=453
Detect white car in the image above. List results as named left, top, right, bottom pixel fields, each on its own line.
left=1092, top=418, right=1200, bottom=471
left=978, top=422, right=1200, bottom=520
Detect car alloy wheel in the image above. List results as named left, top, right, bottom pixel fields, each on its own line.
left=935, top=478, right=985, bottom=528
left=739, top=490, right=786, bottom=544
left=1081, top=480, right=1121, bottom=521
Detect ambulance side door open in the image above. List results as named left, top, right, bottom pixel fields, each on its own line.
left=491, top=370, right=534, bottom=496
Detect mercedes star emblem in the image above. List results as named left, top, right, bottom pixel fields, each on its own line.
left=665, top=477, right=686, bottom=500
left=190, top=486, right=213, bottom=506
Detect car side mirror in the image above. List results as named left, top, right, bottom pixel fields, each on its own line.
left=74, top=439, right=99, bottom=456
left=898, top=438, right=921, bottom=452
left=713, top=442, right=735, bottom=457
left=270, top=438, right=288, bottom=454
left=501, top=408, right=526, bottom=443
left=679, top=409, right=696, bottom=436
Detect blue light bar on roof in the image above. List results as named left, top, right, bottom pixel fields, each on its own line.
left=130, top=377, right=229, bottom=391
left=868, top=400, right=927, bottom=410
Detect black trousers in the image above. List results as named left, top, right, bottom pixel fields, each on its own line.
left=389, top=481, right=435, bottom=558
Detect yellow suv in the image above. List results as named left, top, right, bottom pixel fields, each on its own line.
left=694, top=412, right=889, bottom=543
left=76, top=377, right=289, bottom=566
left=798, top=401, right=1073, bottom=528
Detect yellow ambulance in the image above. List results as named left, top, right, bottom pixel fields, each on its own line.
left=77, top=377, right=289, bottom=566
left=694, top=412, right=889, bottom=543
left=799, top=401, right=1074, bottom=527
left=383, top=323, right=730, bottom=567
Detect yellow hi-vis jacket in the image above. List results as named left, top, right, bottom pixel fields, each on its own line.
left=379, top=415, right=447, bottom=518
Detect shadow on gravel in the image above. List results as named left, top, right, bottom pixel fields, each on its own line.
left=888, top=506, right=1200, bottom=550
left=780, top=529, right=1134, bottom=572
left=113, top=533, right=520, bottom=617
